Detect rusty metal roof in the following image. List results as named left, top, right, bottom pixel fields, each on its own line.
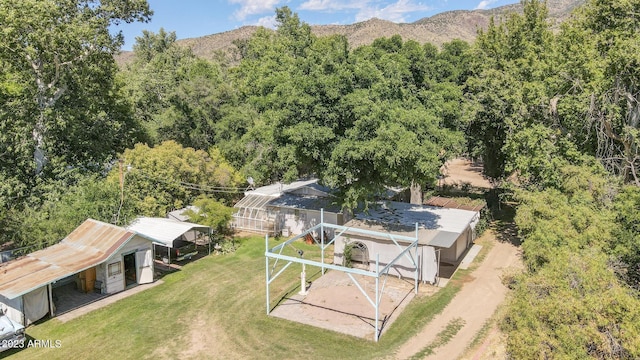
left=424, top=196, right=486, bottom=212
left=0, top=219, right=139, bottom=299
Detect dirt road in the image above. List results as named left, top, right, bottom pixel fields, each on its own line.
left=440, top=158, right=492, bottom=189
left=394, top=232, right=521, bottom=359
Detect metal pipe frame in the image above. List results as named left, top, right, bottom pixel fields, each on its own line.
left=265, top=209, right=420, bottom=342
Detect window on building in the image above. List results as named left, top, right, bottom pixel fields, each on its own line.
left=108, top=262, right=122, bottom=277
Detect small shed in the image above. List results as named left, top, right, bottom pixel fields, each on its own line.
left=167, top=205, right=200, bottom=222
left=232, top=179, right=349, bottom=236
left=127, top=217, right=211, bottom=262
left=333, top=201, right=480, bottom=284
left=0, top=219, right=154, bottom=325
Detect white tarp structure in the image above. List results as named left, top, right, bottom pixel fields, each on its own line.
left=127, top=217, right=210, bottom=248
left=22, top=286, right=48, bottom=325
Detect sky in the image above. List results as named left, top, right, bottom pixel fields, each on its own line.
left=113, top=0, right=520, bottom=51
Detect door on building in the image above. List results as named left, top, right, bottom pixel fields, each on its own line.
left=135, top=249, right=153, bottom=284
left=123, top=253, right=137, bottom=287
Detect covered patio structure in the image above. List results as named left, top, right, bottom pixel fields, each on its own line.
left=127, top=217, right=212, bottom=264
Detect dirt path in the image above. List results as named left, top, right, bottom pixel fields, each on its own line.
left=440, top=158, right=493, bottom=189
left=394, top=233, right=521, bottom=359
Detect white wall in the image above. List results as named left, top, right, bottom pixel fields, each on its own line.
left=276, top=208, right=340, bottom=238
left=104, top=259, right=124, bottom=294
left=333, top=235, right=438, bottom=283
left=104, top=235, right=152, bottom=294
left=439, top=228, right=470, bottom=264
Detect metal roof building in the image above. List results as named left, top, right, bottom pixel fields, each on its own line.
left=333, top=201, right=480, bottom=284
left=352, top=201, right=480, bottom=248
left=127, top=217, right=210, bottom=248
left=167, top=205, right=200, bottom=222
left=127, top=217, right=212, bottom=262
left=0, top=219, right=154, bottom=325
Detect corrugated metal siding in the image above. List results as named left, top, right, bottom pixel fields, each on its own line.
left=0, top=219, right=137, bottom=299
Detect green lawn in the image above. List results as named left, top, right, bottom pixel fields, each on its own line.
left=6, top=235, right=478, bottom=359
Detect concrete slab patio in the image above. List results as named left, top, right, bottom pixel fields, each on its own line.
left=55, top=280, right=163, bottom=323
left=269, top=270, right=437, bottom=341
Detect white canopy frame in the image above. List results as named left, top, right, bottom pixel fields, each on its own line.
left=265, top=209, right=420, bottom=342
left=127, top=217, right=213, bottom=263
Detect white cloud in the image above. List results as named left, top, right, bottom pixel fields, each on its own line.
left=254, top=15, right=278, bottom=29
left=475, top=0, right=497, bottom=10
left=229, top=0, right=282, bottom=20
left=299, top=0, right=369, bottom=11
left=354, top=0, right=431, bottom=23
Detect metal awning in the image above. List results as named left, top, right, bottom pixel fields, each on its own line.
left=427, top=231, right=461, bottom=248
left=265, top=210, right=421, bottom=342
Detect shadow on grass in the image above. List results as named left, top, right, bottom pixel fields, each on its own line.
left=271, top=268, right=324, bottom=312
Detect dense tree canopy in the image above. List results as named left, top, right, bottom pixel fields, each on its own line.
left=228, top=11, right=468, bottom=206
left=111, top=140, right=242, bottom=220
left=1, top=1, right=640, bottom=356
left=467, top=1, right=640, bottom=357
left=0, top=0, right=152, bottom=248
left=0, top=0, right=152, bottom=175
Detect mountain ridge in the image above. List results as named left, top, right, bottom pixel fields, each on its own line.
left=115, top=0, right=584, bottom=66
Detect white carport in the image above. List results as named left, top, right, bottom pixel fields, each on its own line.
left=127, top=217, right=211, bottom=263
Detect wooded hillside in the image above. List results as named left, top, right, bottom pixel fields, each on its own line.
left=114, top=0, right=585, bottom=66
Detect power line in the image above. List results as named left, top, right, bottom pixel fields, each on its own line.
left=129, top=167, right=247, bottom=194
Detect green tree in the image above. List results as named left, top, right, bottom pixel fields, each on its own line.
left=110, top=141, right=242, bottom=222
left=611, top=185, right=640, bottom=290
left=466, top=0, right=559, bottom=180
left=6, top=173, right=122, bottom=249
left=232, top=9, right=468, bottom=205
left=326, top=101, right=463, bottom=208
left=132, top=28, right=177, bottom=62
left=504, top=249, right=640, bottom=359
left=232, top=11, right=354, bottom=184
left=559, top=0, right=640, bottom=184
left=0, top=0, right=152, bottom=174
left=156, top=58, right=239, bottom=151
left=184, top=196, right=234, bottom=235
left=120, top=28, right=196, bottom=143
